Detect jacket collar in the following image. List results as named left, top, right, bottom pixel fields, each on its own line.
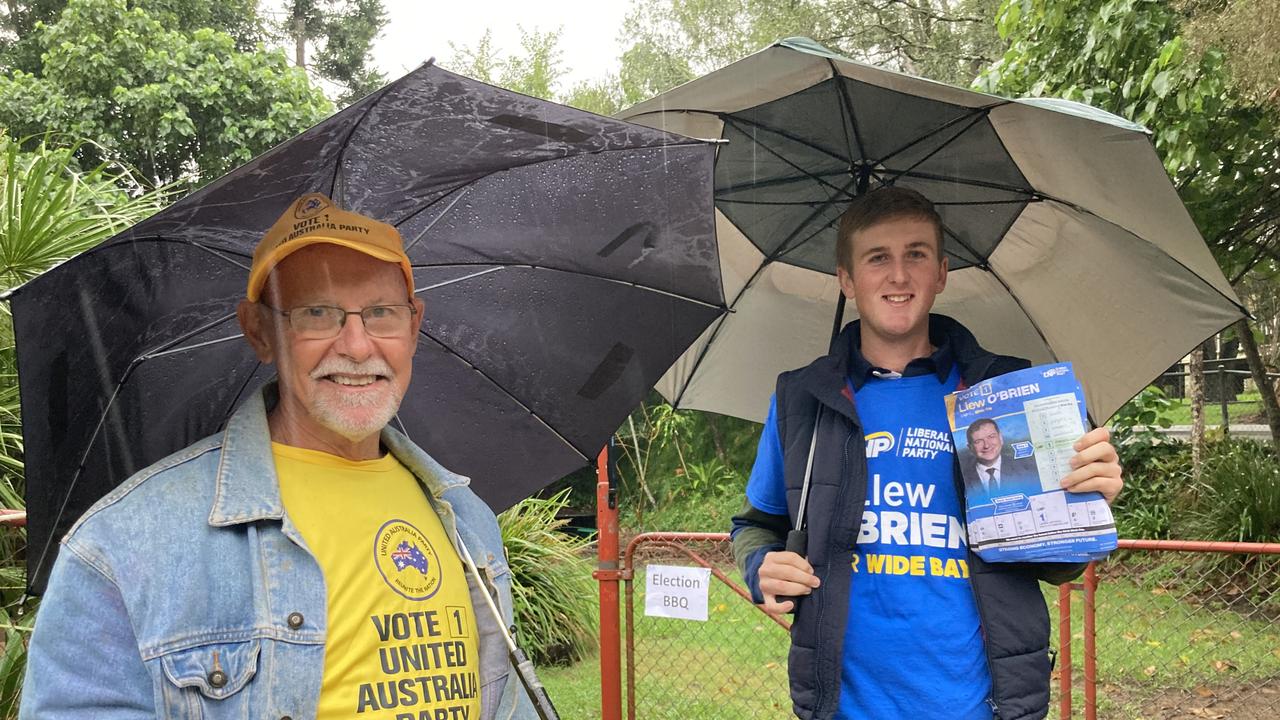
left=208, top=382, right=470, bottom=527
left=792, top=314, right=994, bottom=420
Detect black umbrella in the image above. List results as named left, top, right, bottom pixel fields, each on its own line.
left=10, top=63, right=724, bottom=592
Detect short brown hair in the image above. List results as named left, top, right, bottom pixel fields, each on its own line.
left=966, top=417, right=1000, bottom=447
left=836, top=186, right=944, bottom=272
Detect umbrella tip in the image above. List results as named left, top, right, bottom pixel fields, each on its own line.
left=424, top=57, right=436, bottom=69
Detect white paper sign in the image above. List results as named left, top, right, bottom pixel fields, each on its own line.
left=644, top=564, right=711, bottom=621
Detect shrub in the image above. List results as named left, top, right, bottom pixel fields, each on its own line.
left=498, top=490, right=597, bottom=666
left=1109, top=386, right=1184, bottom=538
left=1183, top=439, right=1280, bottom=544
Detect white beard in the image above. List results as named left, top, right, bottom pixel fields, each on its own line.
left=308, top=358, right=403, bottom=441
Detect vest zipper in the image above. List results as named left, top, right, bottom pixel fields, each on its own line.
left=959, top=474, right=1000, bottom=718
left=812, top=422, right=858, bottom=717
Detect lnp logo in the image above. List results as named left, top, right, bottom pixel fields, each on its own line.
left=373, top=519, right=443, bottom=600
left=293, top=193, right=330, bottom=219
left=865, top=431, right=895, bottom=458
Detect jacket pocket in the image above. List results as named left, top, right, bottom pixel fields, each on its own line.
left=158, top=639, right=260, bottom=719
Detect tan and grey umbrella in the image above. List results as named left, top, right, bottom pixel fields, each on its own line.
left=619, top=37, right=1245, bottom=425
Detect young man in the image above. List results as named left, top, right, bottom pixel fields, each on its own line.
left=23, top=194, right=536, bottom=719
left=731, top=186, right=1123, bottom=720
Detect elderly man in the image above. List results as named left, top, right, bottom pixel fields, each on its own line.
left=732, top=186, right=1123, bottom=720
left=22, top=194, right=535, bottom=720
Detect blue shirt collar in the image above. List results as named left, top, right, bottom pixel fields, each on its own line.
left=846, top=319, right=956, bottom=391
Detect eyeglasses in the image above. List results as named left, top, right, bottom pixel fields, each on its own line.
left=260, top=303, right=417, bottom=339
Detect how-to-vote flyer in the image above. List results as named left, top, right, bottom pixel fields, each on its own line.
left=945, top=363, right=1117, bottom=563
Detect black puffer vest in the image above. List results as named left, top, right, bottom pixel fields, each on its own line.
left=777, top=315, right=1065, bottom=720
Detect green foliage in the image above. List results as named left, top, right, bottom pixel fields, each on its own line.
left=616, top=0, right=1005, bottom=107
left=0, top=0, right=332, bottom=186
left=1183, top=0, right=1280, bottom=111
left=561, top=79, right=625, bottom=117
left=0, top=134, right=173, bottom=289
left=498, top=490, right=597, bottom=666
left=613, top=396, right=761, bottom=532
left=447, top=28, right=569, bottom=102
left=1111, top=385, right=1176, bottom=448
left=0, top=133, right=173, bottom=710
left=276, top=0, right=387, bottom=105
left=977, top=0, right=1280, bottom=283
left=1183, top=439, right=1280, bottom=544
left=1109, top=386, right=1183, bottom=538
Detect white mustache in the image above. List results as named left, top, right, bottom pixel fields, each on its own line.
left=309, top=358, right=395, bottom=381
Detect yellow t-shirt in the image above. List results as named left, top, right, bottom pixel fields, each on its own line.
left=274, top=443, right=482, bottom=720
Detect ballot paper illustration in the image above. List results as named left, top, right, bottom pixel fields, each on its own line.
left=946, top=363, right=1117, bottom=563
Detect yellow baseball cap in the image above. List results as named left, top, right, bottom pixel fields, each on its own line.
left=246, top=193, right=414, bottom=302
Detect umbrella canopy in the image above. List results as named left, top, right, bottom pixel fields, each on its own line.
left=12, top=63, right=724, bottom=592
left=617, top=37, right=1245, bottom=426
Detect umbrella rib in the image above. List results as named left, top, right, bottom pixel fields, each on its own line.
left=1034, top=197, right=1249, bottom=316
left=880, top=112, right=992, bottom=185
left=980, top=262, right=1063, bottom=367
left=409, top=262, right=726, bottom=311
left=880, top=168, right=1040, bottom=197
left=719, top=114, right=850, bottom=167
left=673, top=174, right=861, bottom=404
left=33, top=309, right=251, bottom=584
left=874, top=106, right=996, bottom=169
left=718, top=170, right=847, bottom=196
left=829, top=60, right=868, bottom=166
left=938, top=224, right=991, bottom=269
left=328, top=72, right=408, bottom=204
left=185, top=240, right=253, bottom=271
left=415, top=327, right=592, bottom=463
left=670, top=207, right=829, bottom=404
left=221, top=360, right=265, bottom=427
left=382, top=140, right=711, bottom=231
left=770, top=177, right=859, bottom=260
left=28, top=358, right=141, bottom=592
left=140, top=333, right=245, bottom=361
left=403, top=187, right=471, bottom=254
left=134, top=312, right=242, bottom=362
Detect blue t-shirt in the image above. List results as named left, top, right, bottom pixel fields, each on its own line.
left=746, top=367, right=992, bottom=720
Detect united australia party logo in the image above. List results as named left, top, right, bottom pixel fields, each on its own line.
left=374, top=519, right=443, bottom=600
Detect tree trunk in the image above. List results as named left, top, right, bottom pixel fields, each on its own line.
left=1189, top=345, right=1206, bottom=476
left=294, top=17, right=307, bottom=68
left=705, top=415, right=728, bottom=464
left=1237, top=317, right=1280, bottom=449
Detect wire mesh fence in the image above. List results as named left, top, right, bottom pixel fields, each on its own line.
left=621, top=534, right=1280, bottom=720
left=624, top=534, right=791, bottom=720
left=1059, top=543, right=1280, bottom=720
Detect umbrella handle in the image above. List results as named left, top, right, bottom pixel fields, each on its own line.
left=776, top=528, right=809, bottom=612
left=510, top=646, right=561, bottom=720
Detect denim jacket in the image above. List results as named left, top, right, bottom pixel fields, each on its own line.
left=21, top=385, right=535, bottom=720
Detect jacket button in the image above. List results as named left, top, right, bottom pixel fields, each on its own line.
left=208, top=669, right=227, bottom=689
left=287, top=612, right=304, bottom=629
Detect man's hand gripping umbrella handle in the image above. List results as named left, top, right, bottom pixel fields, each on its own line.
left=778, top=410, right=820, bottom=610
left=456, top=535, right=561, bottom=720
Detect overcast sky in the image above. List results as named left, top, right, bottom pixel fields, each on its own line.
left=371, top=0, right=632, bottom=92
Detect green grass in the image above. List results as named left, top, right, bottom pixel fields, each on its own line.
left=542, top=566, right=1280, bottom=719
left=1163, top=392, right=1264, bottom=425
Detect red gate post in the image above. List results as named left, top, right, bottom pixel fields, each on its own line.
left=1058, top=583, right=1073, bottom=719
left=1083, top=562, right=1098, bottom=720
left=594, top=444, right=623, bottom=720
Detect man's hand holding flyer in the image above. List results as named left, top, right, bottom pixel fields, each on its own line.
left=946, top=363, right=1118, bottom=563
